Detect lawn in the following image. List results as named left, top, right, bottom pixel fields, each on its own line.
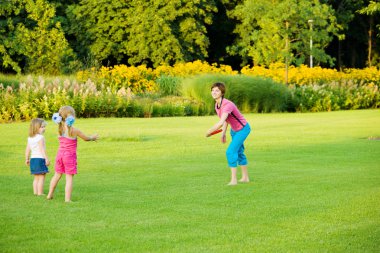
left=0, top=110, right=379, bottom=252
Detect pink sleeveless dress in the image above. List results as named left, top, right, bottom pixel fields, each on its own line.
left=55, top=136, right=78, bottom=174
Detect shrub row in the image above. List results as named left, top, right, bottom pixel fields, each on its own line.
left=76, top=61, right=237, bottom=94
left=74, top=62, right=380, bottom=95
left=1, top=72, right=379, bottom=122
left=241, top=63, right=380, bottom=86
left=0, top=78, right=207, bottom=123
left=291, top=81, right=380, bottom=112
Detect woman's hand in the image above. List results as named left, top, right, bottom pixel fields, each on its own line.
left=221, top=134, right=226, bottom=143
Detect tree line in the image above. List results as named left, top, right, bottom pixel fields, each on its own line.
left=1, top=0, right=379, bottom=75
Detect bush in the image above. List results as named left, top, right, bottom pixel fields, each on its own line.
left=181, top=74, right=294, bottom=113
left=291, top=80, right=380, bottom=112
left=0, top=77, right=207, bottom=122
left=241, top=63, right=380, bottom=87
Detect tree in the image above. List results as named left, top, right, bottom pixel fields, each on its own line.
left=0, top=0, right=25, bottom=73
left=228, top=0, right=341, bottom=67
left=0, top=0, right=71, bottom=74
left=67, top=0, right=217, bottom=67
left=358, top=0, right=380, bottom=67
left=324, top=0, right=371, bottom=68
left=206, top=0, right=244, bottom=68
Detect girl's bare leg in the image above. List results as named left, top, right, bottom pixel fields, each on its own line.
left=47, top=173, right=62, bottom=199
left=65, top=174, right=74, bottom=202
left=228, top=167, right=238, bottom=185
left=239, top=165, right=250, bottom=182
left=37, top=174, right=46, bottom=195
left=33, top=176, right=38, bottom=195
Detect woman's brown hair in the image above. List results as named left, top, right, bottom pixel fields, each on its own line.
left=211, top=82, right=226, bottom=96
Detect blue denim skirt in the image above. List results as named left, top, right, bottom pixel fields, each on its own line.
left=30, top=158, right=49, bottom=175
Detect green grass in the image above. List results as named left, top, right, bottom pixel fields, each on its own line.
left=0, top=110, right=379, bottom=252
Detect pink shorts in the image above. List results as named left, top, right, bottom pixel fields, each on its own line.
left=55, top=151, right=77, bottom=174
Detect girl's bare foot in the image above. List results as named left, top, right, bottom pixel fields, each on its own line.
left=227, top=181, right=237, bottom=186
left=46, top=195, right=53, bottom=200
left=239, top=178, right=250, bottom=183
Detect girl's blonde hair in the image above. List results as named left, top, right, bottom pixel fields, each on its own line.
left=29, top=118, right=46, bottom=137
left=58, top=105, right=76, bottom=137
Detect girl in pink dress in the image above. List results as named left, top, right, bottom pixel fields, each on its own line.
left=47, top=106, right=99, bottom=202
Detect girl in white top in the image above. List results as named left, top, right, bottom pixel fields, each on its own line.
left=25, top=118, right=50, bottom=196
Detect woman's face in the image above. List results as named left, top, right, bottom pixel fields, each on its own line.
left=211, top=87, right=223, bottom=100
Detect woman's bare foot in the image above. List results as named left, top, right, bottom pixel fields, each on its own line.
left=46, top=195, right=53, bottom=200
left=239, top=178, right=250, bottom=183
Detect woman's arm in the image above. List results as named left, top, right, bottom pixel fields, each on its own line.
left=206, top=112, right=229, bottom=137
left=221, top=121, right=228, bottom=143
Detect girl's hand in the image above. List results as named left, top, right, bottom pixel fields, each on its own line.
left=91, top=134, right=99, bottom=141
left=25, top=159, right=30, bottom=166
left=45, top=159, right=50, bottom=166
left=221, top=134, right=226, bottom=143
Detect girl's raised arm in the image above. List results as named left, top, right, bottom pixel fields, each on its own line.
left=74, top=128, right=99, bottom=142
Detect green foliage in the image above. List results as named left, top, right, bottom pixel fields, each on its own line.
left=1, top=0, right=379, bottom=73
left=1, top=71, right=379, bottom=122
left=0, top=0, right=25, bottom=73
left=229, top=0, right=340, bottom=67
left=67, top=0, right=217, bottom=67
left=181, top=74, right=294, bottom=113
left=292, top=81, right=380, bottom=112
left=358, top=1, right=380, bottom=15
left=0, top=0, right=72, bottom=74
left=0, top=77, right=206, bottom=122
left=0, top=73, right=20, bottom=88
left=15, top=0, right=70, bottom=74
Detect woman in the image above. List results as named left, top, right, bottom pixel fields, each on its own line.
left=206, top=82, right=251, bottom=185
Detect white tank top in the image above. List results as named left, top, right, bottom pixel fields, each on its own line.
left=28, top=134, right=45, bottom=158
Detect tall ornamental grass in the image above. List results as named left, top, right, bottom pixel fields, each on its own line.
left=181, top=74, right=294, bottom=114
left=155, top=75, right=182, bottom=96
